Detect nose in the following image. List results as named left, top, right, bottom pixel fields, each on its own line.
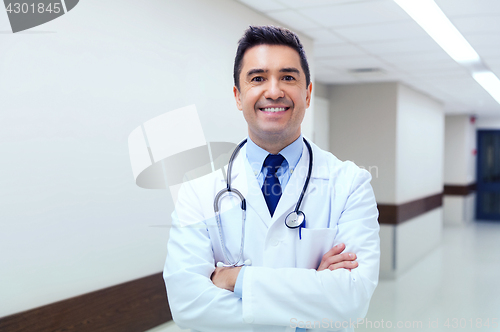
left=264, top=77, right=284, bottom=100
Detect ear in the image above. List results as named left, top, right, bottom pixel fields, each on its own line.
left=233, top=86, right=243, bottom=111
left=305, top=82, right=312, bottom=109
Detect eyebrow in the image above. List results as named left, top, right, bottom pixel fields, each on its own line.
left=246, top=67, right=301, bottom=77
left=280, top=67, right=300, bottom=75
left=246, top=68, right=267, bottom=77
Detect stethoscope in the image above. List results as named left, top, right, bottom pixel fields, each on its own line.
left=214, top=137, right=313, bottom=267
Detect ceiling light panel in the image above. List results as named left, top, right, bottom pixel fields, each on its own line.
left=395, top=0, right=480, bottom=63
left=461, top=34, right=500, bottom=57
left=299, top=1, right=409, bottom=28
left=265, top=10, right=320, bottom=30
left=473, top=71, right=500, bottom=104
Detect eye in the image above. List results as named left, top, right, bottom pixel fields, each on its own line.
left=251, top=76, right=264, bottom=82
left=283, top=75, right=296, bottom=81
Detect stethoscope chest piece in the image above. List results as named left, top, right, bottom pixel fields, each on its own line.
left=285, top=211, right=305, bottom=228
left=285, top=211, right=306, bottom=239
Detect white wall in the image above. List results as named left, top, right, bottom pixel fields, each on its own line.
left=314, top=81, right=330, bottom=99
left=476, top=116, right=500, bottom=129
left=443, top=195, right=475, bottom=225
left=313, top=96, right=330, bottom=151
left=444, top=115, right=476, bottom=185
left=0, top=0, right=314, bottom=317
left=392, top=85, right=444, bottom=275
left=396, top=84, right=444, bottom=204
left=395, top=208, right=442, bottom=273
left=328, top=82, right=444, bottom=278
left=329, top=82, right=398, bottom=204
left=328, top=83, right=444, bottom=205
left=443, top=114, right=476, bottom=225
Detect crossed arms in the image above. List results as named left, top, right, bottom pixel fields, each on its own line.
left=211, top=242, right=359, bottom=292
left=164, top=166, right=380, bottom=331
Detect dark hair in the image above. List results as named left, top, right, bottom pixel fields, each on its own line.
left=233, top=25, right=310, bottom=91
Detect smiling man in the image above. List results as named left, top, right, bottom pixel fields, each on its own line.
left=233, top=42, right=311, bottom=154
left=164, top=26, right=380, bottom=332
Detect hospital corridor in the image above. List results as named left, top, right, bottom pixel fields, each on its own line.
left=1, top=0, right=500, bottom=331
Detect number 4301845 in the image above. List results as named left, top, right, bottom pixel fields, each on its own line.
left=444, top=318, right=498, bottom=328
left=6, top=3, right=61, bottom=14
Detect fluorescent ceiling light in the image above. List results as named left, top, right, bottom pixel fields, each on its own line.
left=394, top=0, right=479, bottom=64
left=395, top=0, right=500, bottom=105
left=473, top=72, right=500, bottom=104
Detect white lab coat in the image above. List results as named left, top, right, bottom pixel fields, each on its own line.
left=163, top=140, right=380, bottom=332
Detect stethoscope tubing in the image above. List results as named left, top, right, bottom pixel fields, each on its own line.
left=214, top=137, right=313, bottom=267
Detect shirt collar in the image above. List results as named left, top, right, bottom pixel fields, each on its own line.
left=246, top=134, right=303, bottom=175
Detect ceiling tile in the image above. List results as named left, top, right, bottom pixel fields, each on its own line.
left=314, top=67, right=345, bottom=84
left=451, top=15, right=500, bottom=34
left=265, top=10, right=321, bottom=30
left=277, top=0, right=365, bottom=9
left=237, top=0, right=286, bottom=12
left=408, top=67, right=470, bottom=79
left=359, top=38, right=443, bottom=55
left=466, top=33, right=500, bottom=48
left=464, top=33, right=500, bottom=59
left=314, top=43, right=367, bottom=58
left=318, top=74, right=361, bottom=84
left=392, top=59, right=463, bottom=72
left=431, top=77, right=488, bottom=98
left=354, top=72, right=407, bottom=83
left=301, top=28, right=346, bottom=45
left=380, top=51, right=451, bottom=65
left=436, top=0, right=500, bottom=17
left=485, top=60, right=500, bottom=75
left=299, top=0, right=409, bottom=28
left=334, top=20, right=427, bottom=43
left=317, top=55, right=387, bottom=70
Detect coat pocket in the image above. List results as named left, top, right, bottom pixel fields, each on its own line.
left=295, top=228, right=338, bottom=269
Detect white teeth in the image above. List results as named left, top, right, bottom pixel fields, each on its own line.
left=262, top=107, right=286, bottom=112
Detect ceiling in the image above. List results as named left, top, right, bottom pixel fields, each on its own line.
left=235, top=0, right=500, bottom=116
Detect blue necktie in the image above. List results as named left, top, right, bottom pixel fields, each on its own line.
left=262, top=154, right=285, bottom=217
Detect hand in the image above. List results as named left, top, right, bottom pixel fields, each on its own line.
left=317, top=243, right=358, bottom=272
left=211, top=266, right=242, bottom=292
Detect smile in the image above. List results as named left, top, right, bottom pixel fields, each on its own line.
left=260, top=107, right=289, bottom=112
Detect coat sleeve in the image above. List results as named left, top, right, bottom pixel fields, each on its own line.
left=163, top=179, right=253, bottom=332
left=240, top=168, right=380, bottom=329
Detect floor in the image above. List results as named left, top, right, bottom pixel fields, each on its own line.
left=148, top=221, right=500, bottom=331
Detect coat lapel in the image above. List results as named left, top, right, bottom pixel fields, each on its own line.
left=220, top=140, right=326, bottom=229
left=272, top=140, right=318, bottom=225
left=220, top=145, right=272, bottom=227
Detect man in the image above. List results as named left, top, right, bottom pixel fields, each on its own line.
left=164, top=26, right=380, bottom=332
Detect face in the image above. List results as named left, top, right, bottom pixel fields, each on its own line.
left=233, top=44, right=312, bottom=147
